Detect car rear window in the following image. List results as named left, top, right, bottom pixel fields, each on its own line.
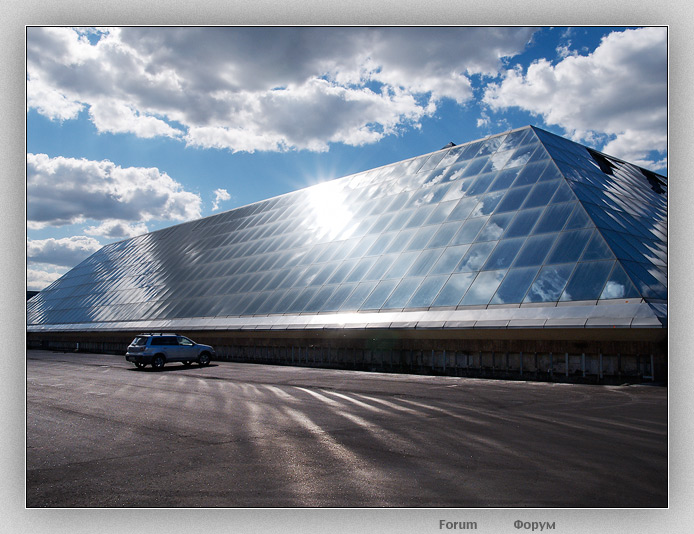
left=131, top=336, right=148, bottom=346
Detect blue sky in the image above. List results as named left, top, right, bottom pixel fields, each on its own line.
left=26, top=26, right=667, bottom=291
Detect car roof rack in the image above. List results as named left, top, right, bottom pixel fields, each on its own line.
left=137, top=332, right=179, bottom=336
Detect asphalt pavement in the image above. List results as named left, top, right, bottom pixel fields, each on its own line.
left=26, top=350, right=667, bottom=508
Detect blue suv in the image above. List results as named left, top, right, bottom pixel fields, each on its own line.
left=126, top=333, right=215, bottom=370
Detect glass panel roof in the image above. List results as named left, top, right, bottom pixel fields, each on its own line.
left=28, top=126, right=667, bottom=331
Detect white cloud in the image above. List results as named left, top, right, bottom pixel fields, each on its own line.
left=27, top=153, right=202, bottom=229
left=212, top=189, right=231, bottom=211
left=555, top=44, right=575, bottom=59
left=85, top=220, right=149, bottom=239
left=27, top=26, right=536, bottom=153
left=26, top=80, right=84, bottom=121
left=88, top=101, right=182, bottom=138
left=483, top=27, right=667, bottom=170
left=27, top=267, right=67, bottom=292
left=27, top=236, right=102, bottom=267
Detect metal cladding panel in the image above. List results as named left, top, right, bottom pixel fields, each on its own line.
left=630, top=316, right=665, bottom=327
left=25, top=300, right=664, bottom=333
left=544, top=318, right=588, bottom=328
left=28, top=126, right=666, bottom=333
left=507, top=319, right=548, bottom=328
left=474, top=320, right=510, bottom=328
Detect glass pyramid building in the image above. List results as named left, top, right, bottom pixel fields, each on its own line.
left=27, top=126, right=666, bottom=338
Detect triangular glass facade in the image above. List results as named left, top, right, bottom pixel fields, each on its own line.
left=27, top=126, right=667, bottom=332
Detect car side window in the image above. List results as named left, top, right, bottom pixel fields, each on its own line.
left=178, top=336, right=194, bottom=346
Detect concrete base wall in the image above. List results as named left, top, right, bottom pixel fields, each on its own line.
left=26, top=327, right=666, bottom=384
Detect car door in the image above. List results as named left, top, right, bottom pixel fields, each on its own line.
left=177, top=336, right=196, bottom=361
left=159, top=335, right=181, bottom=361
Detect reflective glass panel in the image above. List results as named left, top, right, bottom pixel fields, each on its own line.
left=366, top=232, right=398, bottom=256
left=456, top=241, right=497, bottom=272
left=339, top=281, right=377, bottom=311
left=462, top=157, right=491, bottom=178
left=403, top=205, right=436, bottom=228
left=497, top=127, right=531, bottom=151
left=476, top=213, right=514, bottom=241
left=407, top=275, right=449, bottom=308
left=321, top=283, right=358, bottom=312
left=466, top=171, right=496, bottom=195
left=532, top=202, right=576, bottom=234
left=326, top=259, right=359, bottom=285
left=495, top=185, right=533, bottom=213
left=384, top=228, right=418, bottom=254
left=271, top=288, right=303, bottom=314
left=563, top=204, right=592, bottom=230
left=505, top=143, right=541, bottom=168
left=361, top=280, right=398, bottom=310
left=488, top=167, right=522, bottom=192
left=523, top=264, right=574, bottom=303
left=443, top=162, right=470, bottom=183
left=512, top=161, right=547, bottom=187
left=545, top=228, right=593, bottom=264
left=406, top=226, right=439, bottom=251
left=490, top=266, right=539, bottom=304
left=407, top=249, right=444, bottom=277
left=470, top=190, right=505, bottom=217
left=425, top=200, right=458, bottom=225
left=385, top=209, right=416, bottom=232
left=522, top=180, right=559, bottom=209
left=430, top=244, right=471, bottom=274
left=580, top=232, right=615, bottom=261
left=460, top=270, right=507, bottom=306
left=383, top=277, right=424, bottom=309
left=428, top=221, right=463, bottom=248
left=310, top=262, right=341, bottom=286
left=560, top=261, right=614, bottom=301
left=303, top=286, right=338, bottom=313
left=451, top=217, right=488, bottom=245
left=482, top=238, right=525, bottom=270
left=477, top=134, right=507, bottom=156
left=379, top=250, right=417, bottom=278
left=599, top=264, right=641, bottom=300
left=432, top=272, right=476, bottom=307
left=550, top=180, right=575, bottom=203
left=446, top=197, right=478, bottom=221
left=512, top=233, right=558, bottom=267
left=347, top=235, right=379, bottom=258
left=454, top=140, right=484, bottom=162
left=343, top=257, right=378, bottom=282
left=363, top=254, right=399, bottom=281
left=503, top=207, right=544, bottom=238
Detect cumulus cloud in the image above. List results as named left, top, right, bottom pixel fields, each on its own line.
left=85, top=220, right=149, bottom=239
left=27, top=267, right=67, bottom=292
left=88, top=101, right=182, bottom=138
left=212, top=189, right=231, bottom=211
left=27, top=236, right=102, bottom=268
left=27, top=26, right=536, bottom=153
left=27, top=153, right=202, bottom=229
left=483, top=27, right=667, bottom=170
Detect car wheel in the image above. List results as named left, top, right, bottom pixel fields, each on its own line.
left=198, top=352, right=211, bottom=366
left=152, top=354, right=166, bottom=370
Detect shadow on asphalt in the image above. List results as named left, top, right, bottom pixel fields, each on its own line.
left=126, top=364, right=220, bottom=372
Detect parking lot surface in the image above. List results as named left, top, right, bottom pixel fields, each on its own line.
left=26, top=350, right=667, bottom=507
